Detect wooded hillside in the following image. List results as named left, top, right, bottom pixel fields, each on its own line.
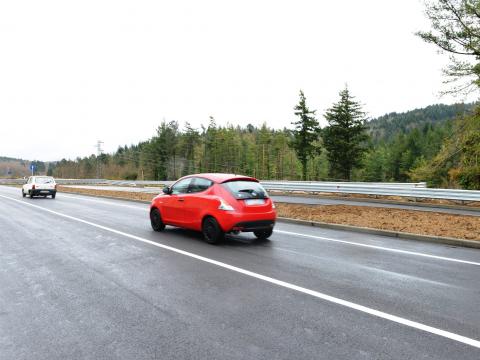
left=42, top=102, right=477, bottom=188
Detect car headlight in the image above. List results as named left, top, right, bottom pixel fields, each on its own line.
left=218, top=199, right=234, bottom=211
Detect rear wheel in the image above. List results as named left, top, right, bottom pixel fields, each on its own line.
left=52, top=193, right=56, bottom=199
left=254, top=229, right=273, bottom=240
left=22, top=190, right=26, bottom=198
left=150, top=208, right=165, bottom=231
left=202, top=217, right=224, bottom=244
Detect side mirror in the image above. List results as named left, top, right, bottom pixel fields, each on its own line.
left=162, top=186, right=171, bottom=195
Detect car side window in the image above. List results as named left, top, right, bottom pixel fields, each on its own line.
left=171, top=178, right=192, bottom=195
left=188, top=177, right=213, bottom=193
left=28, top=177, right=33, bottom=184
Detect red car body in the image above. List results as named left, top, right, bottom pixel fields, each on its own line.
left=150, top=173, right=276, bottom=243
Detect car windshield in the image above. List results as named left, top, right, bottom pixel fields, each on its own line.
left=222, top=180, right=268, bottom=199
left=36, top=177, right=55, bottom=184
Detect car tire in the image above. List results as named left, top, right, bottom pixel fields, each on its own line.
left=29, top=191, right=34, bottom=199
left=254, top=229, right=273, bottom=240
left=150, top=208, right=165, bottom=232
left=22, top=190, right=26, bottom=198
left=202, top=217, right=224, bottom=244
left=52, top=193, right=56, bottom=199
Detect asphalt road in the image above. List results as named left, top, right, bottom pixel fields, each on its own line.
left=63, top=185, right=480, bottom=216
left=0, top=185, right=479, bottom=359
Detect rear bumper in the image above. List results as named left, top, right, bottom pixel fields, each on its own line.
left=231, top=220, right=275, bottom=232
left=219, top=210, right=277, bottom=232
left=31, top=189, right=56, bottom=196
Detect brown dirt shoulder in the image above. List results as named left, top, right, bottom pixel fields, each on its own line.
left=58, top=186, right=480, bottom=241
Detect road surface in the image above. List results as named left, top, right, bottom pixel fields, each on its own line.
left=62, top=185, right=480, bottom=216
left=0, top=185, right=479, bottom=359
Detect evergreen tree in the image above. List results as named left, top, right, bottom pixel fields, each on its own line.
left=181, top=122, right=200, bottom=175
left=323, top=87, right=369, bottom=180
left=290, top=90, right=321, bottom=180
left=417, top=0, right=480, bottom=93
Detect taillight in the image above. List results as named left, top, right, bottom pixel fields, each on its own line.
left=218, top=199, right=234, bottom=211
left=32, top=184, right=36, bottom=190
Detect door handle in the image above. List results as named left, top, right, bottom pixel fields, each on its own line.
left=178, top=198, right=185, bottom=202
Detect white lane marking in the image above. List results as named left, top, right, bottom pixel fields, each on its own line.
left=0, top=186, right=147, bottom=211
left=9, top=184, right=478, bottom=267
left=59, top=193, right=148, bottom=211
left=275, top=230, right=480, bottom=267
left=1, top=194, right=479, bottom=349
left=38, top=188, right=480, bottom=267
left=272, top=247, right=456, bottom=288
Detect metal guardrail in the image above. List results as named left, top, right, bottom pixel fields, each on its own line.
left=260, top=181, right=427, bottom=188
left=1, top=178, right=479, bottom=202
left=0, top=178, right=425, bottom=188
left=260, top=183, right=480, bottom=202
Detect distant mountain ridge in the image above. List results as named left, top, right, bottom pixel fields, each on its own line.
left=0, top=156, right=25, bottom=162
left=367, top=103, right=475, bottom=143
left=0, top=157, right=47, bottom=177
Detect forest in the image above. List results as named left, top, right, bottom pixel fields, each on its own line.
left=45, top=100, right=478, bottom=189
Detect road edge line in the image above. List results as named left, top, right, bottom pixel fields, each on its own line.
left=47, top=188, right=480, bottom=250
left=277, top=217, right=480, bottom=249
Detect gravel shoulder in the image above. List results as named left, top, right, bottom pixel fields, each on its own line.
left=57, top=186, right=480, bottom=241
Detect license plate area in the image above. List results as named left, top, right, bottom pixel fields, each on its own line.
left=244, top=199, right=265, bottom=205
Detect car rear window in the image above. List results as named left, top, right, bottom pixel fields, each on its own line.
left=222, top=180, right=268, bottom=199
left=35, top=177, right=55, bottom=184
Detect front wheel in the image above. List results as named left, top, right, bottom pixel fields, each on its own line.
left=22, top=190, right=26, bottom=198
left=202, top=217, right=224, bottom=244
left=51, top=193, right=56, bottom=199
left=254, top=229, right=273, bottom=240
left=29, top=191, right=34, bottom=199
left=150, top=208, right=165, bottom=232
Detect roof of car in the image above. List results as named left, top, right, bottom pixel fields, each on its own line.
left=182, top=173, right=258, bottom=183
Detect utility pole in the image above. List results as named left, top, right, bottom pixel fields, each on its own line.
left=95, top=140, right=104, bottom=179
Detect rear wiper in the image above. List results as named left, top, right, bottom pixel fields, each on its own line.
left=238, top=189, right=266, bottom=198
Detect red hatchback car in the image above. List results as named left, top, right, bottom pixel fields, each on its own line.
left=150, top=173, right=276, bottom=244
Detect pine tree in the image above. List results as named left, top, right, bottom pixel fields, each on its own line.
left=323, top=87, right=369, bottom=180
left=417, top=0, right=480, bottom=93
left=290, top=90, right=321, bottom=180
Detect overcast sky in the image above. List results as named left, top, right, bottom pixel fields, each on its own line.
left=0, top=0, right=477, bottom=161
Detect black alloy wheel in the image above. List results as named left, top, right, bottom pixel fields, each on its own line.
left=150, top=208, right=165, bottom=231
left=253, top=229, right=273, bottom=240
left=202, top=217, right=224, bottom=244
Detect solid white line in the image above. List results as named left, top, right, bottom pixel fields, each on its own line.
left=275, top=230, right=480, bottom=267
left=59, top=193, right=148, bottom=211
left=0, top=186, right=147, bottom=211
left=50, top=189, right=480, bottom=266
left=1, top=193, right=479, bottom=349
left=8, top=184, right=477, bottom=267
